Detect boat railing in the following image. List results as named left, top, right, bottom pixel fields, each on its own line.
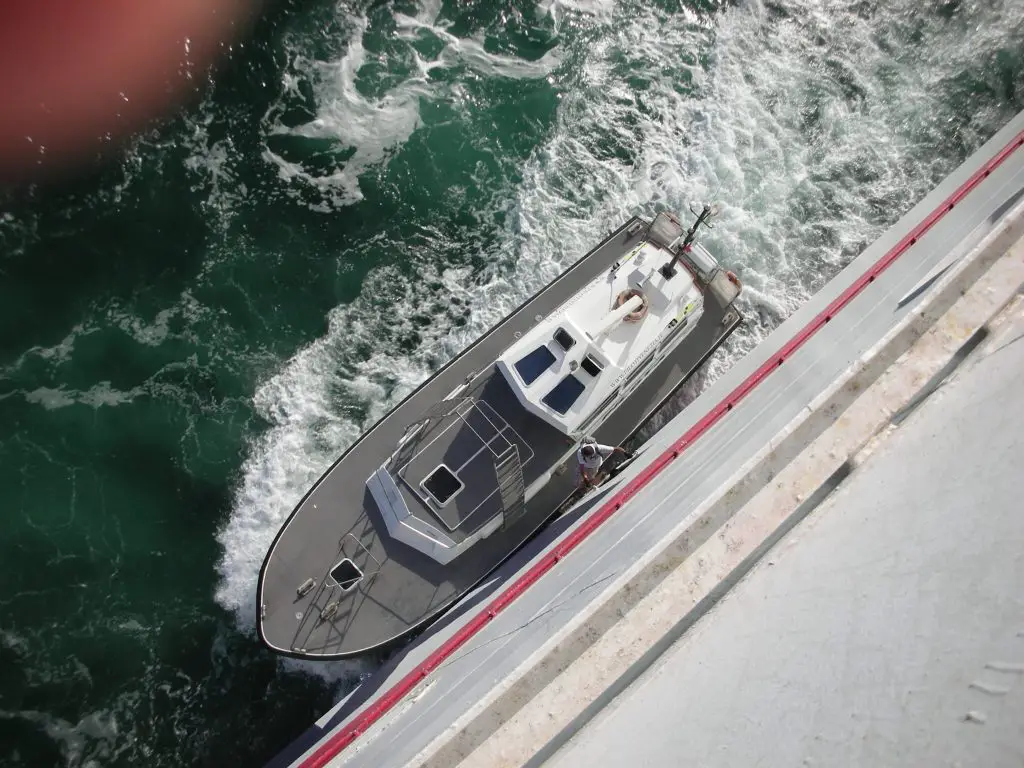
left=647, top=210, right=685, bottom=250
left=647, top=209, right=721, bottom=285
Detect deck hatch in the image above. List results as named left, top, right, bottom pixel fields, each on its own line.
left=328, top=558, right=363, bottom=592
left=542, top=374, right=586, bottom=415
left=514, top=345, right=557, bottom=385
left=553, top=327, right=576, bottom=351
left=421, top=464, right=464, bottom=506
left=580, top=354, right=603, bottom=377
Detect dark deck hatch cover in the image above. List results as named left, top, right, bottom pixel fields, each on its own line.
left=542, top=374, right=586, bottom=414
left=422, top=464, right=464, bottom=505
left=329, top=558, right=363, bottom=591
left=553, top=327, right=576, bottom=351
left=514, top=345, right=557, bottom=385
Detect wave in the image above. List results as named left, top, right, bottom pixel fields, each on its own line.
left=215, top=0, right=1024, bottom=681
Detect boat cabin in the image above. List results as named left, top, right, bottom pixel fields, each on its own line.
left=364, top=212, right=723, bottom=566
left=496, top=237, right=705, bottom=438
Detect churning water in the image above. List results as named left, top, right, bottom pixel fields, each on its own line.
left=1, top=0, right=1021, bottom=764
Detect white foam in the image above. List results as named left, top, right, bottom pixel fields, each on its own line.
left=262, top=15, right=431, bottom=206
left=538, top=0, right=617, bottom=30
left=261, top=6, right=566, bottom=209
left=216, top=0, right=1024, bottom=680
left=0, top=323, right=91, bottom=377
left=22, top=383, right=138, bottom=410
left=3, top=288, right=212, bottom=410
left=0, top=708, right=121, bottom=766
left=430, top=32, right=563, bottom=80
left=394, top=0, right=564, bottom=80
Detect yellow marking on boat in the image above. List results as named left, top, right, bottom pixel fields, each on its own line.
left=620, top=244, right=645, bottom=264
left=673, top=299, right=698, bottom=322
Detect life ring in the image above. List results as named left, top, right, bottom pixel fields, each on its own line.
left=613, top=288, right=649, bottom=322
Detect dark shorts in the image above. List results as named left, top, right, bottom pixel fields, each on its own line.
left=574, top=458, right=610, bottom=485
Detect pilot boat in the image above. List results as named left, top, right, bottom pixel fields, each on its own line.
left=257, top=208, right=743, bottom=659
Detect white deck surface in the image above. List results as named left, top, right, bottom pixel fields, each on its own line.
left=547, top=311, right=1024, bottom=768
left=496, top=238, right=703, bottom=434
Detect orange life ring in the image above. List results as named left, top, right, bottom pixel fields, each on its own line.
left=613, top=288, right=649, bottom=322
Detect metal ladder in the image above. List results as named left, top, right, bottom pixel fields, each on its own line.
left=494, top=445, right=526, bottom=529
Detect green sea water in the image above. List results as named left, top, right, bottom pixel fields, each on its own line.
left=1, top=0, right=1022, bottom=764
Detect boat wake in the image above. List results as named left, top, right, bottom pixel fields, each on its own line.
left=215, top=0, right=1024, bottom=680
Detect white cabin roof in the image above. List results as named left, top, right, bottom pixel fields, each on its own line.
left=496, top=240, right=704, bottom=436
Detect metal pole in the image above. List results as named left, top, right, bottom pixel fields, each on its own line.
left=660, top=204, right=712, bottom=279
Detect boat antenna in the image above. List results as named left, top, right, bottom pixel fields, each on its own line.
left=659, top=201, right=718, bottom=279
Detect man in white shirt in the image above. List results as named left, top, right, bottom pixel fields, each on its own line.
left=575, top=437, right=627, bottom=490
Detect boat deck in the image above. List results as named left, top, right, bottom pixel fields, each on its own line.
left=393, top=377, right=563, bottom=543
left=257, top=217, right=742, bottom=658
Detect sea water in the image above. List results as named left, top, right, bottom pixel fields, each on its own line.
left=1, top=0, right=1021, bottom=764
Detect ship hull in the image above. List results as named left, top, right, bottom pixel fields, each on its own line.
left=257, top=217, right=742, bottom=660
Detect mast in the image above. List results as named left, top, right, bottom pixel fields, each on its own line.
left=659, top=203, right=715, bottom=279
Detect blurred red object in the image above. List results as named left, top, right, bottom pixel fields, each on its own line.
left=0, top=0, right=253, bottom=181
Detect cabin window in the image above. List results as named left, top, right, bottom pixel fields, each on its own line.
left=553, top=327, right=576, bottom=351
left=542, top=375, right=586, bottom=415
left=329, top=558, right=363, bottom=591
left=580, top=354, right=603, bottom=377
left=422, top=464, right=463, bottom=506
left=514, top=345, right=556, bottom=385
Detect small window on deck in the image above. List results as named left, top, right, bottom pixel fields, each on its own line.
left=580, top=354, right=603, bottom=377
left=514, top=345, right=556, bottom=385
left=542, top=374, right=586, bottom=415
left=329, top=558, right=363, bottom=592
left=422, top=464, right=463, bottom=506
left=553, top=327, right=576, bottom=351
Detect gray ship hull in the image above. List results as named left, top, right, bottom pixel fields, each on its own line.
left=257, top=216, right=742, bottom=659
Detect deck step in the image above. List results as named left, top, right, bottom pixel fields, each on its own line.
left=495, top=446, right=526, bottom=529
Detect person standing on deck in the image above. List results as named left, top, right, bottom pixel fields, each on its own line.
left=575, top=436, right=627, bottom=490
